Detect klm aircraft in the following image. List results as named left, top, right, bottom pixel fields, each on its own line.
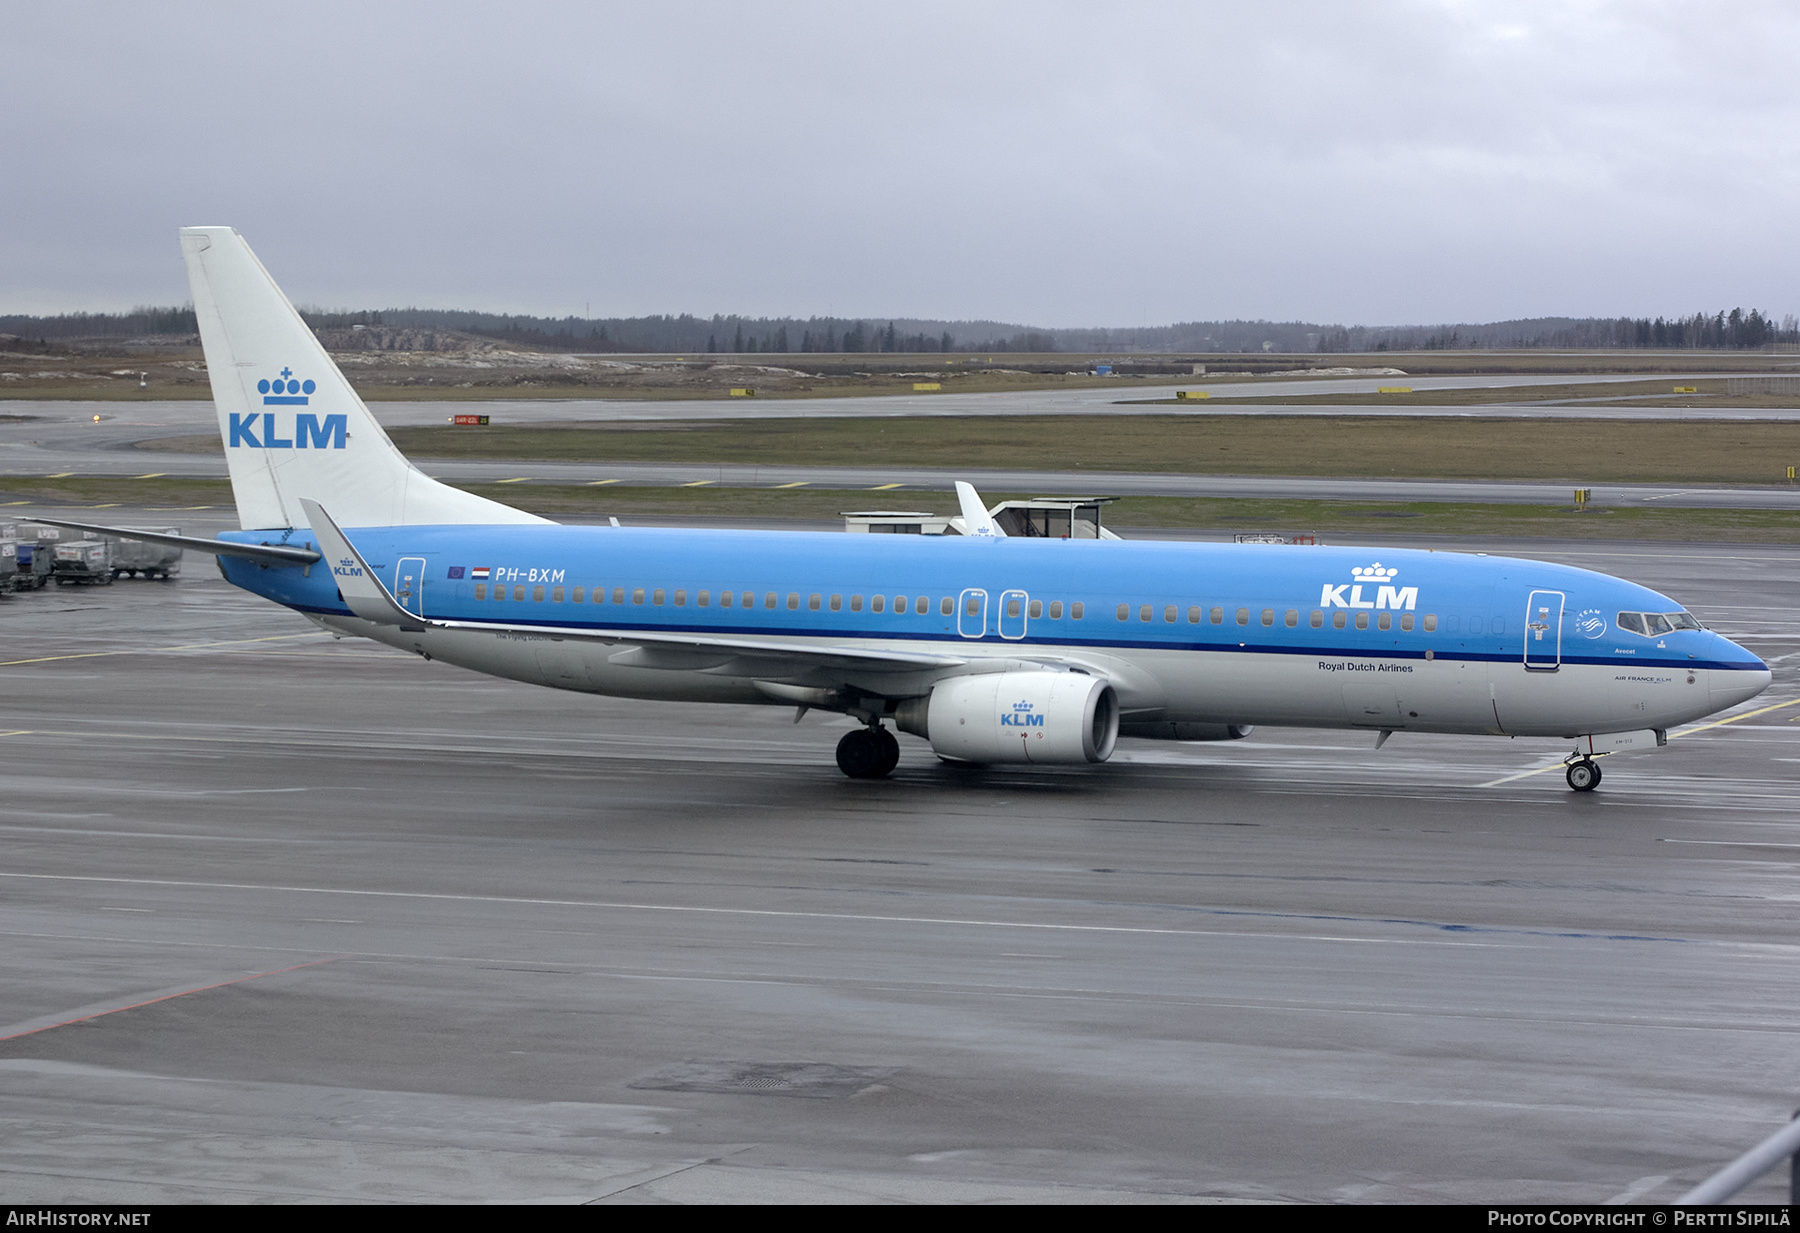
left=45, top=228, right=1771, bottom=789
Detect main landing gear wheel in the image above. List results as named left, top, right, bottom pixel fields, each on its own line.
left=836, top=727, right=899, bottom=779
left=1566, top=759, right=1602, bottom=792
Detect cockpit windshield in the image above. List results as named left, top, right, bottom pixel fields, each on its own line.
left=1617, top=610, right=1703, bottom=636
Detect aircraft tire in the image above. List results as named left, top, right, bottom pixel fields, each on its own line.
left=836, top=729, right=886, bottom=779
left=874, top=728, right=900, bottom=777
left=1566, top=759, right=1601, bottom=792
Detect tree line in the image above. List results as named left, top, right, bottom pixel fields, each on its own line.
left=4, top=305, right=1795, bottom=354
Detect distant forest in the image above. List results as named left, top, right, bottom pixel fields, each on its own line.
left=3, top=304, right=1796, bottom=354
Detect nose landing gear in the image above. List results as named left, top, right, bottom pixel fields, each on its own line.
left=1565, top=757, right=1602, bottom=792
left=836, top=724, right=901, bottom=779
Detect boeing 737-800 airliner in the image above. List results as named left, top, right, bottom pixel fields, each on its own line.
left=42, top=228, right=1771, bottom=790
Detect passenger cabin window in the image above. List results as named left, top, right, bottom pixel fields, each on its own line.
left=872, top=595, right=885, bottom=613
left=1049, top=601, right=1063, bottom=619
left=573, top=587, right=585, bottom=603
left=1260, top=609, right=1274, bottom=626
left=1029, top=600, right=1042, bottom=619
left=1071, top=602, right=1084, bottom=620
left=533, top=585, right=545, bottom=602
left=916, top=597, right=930, bottom=615
left=851, top=595, right=863, bottom=612
left=788, top=593, right=800, bottom=610
left=1285, top=609, right=1297, bottom=627
left=1140, top=604, right=1153, bottom=622
left=741, top=591, right=753, bottom=607
left=553, top=586, right=564, bottom=602
left=1355, top=612, right=1369, bottom=630
left=513, top=585, right=525, bottom=601
left=1400, top=613, right=1412, bottom=631
left=652, top=589, right=665, bottom=605
left=1236, top=608, right=1249, bottom=626
left=1163, top=605, right=1176, bottom=623
left=1423, top=614, right=1437, bottom=632
left=830, top=594, right=842, bottom=611
left=1187, top=606, right=1201, bottom=624
left=632, top=588, right=645, bottom=605
left=1117, top=604, right=1129, bottom=621
left=698, top=590, right=709, bottom=607
left=613, top=588, right=625, bottom=604
left=673, top=590, right=686, bottom=606
left=475, top=583, right=486, bottom=599
left=1210, top=607, right=1223, bottom=624
left=1008, top=598, right=1023, bottom=618
left=720, top=591, right=733, bottom=608
left=1310, top=610, right=1323, bottom=628
left=1333, top=611, right=1346, bottom=629
left=765, top=592, right=777, bottom=609
left=941, top=596, right=954, bottom=616
left=808, top=594, right=821, bottom=611
left=1378, top=613, right=1391, bottom=631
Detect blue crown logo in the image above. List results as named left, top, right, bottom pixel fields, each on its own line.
left=258, top=367, right=315, bottom=405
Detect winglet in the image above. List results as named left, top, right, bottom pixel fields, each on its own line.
left=955, top=481, right=1002, bottom=538
left=300, top=498, right=430, bottom=630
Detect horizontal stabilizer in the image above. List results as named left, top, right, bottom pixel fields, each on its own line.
left=26, top=517, right=320, bottom=565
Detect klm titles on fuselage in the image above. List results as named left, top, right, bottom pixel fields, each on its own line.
left=230, top=368, right=347, bottom=449
left=1320, top=563, right=1417, bottom=611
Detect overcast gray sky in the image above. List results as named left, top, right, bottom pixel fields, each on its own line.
left=4, top=1, right=1797, bottom=326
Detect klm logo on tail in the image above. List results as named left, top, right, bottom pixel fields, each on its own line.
left=259, top=367, right=315, bottom=404
left=232, top=369, right=346, bottom=449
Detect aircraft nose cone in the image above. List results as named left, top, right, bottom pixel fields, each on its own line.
left=1708, top=636, right=1771, bottom=711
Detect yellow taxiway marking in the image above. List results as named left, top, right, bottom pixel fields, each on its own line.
left=681, top=480, right=714, bottom=488
left=775, top=481, right=809, bottom=489
left=135, top=473, right=166, bottom=479
left=45, top=473, right=73, bottom=479
left=495, top=477, right=531, bottom=484
left=586, top=479, right=620, bottom=486
left=3, top=501, right=29, bottom=506
left=869, top=482, right=904, bottom=490
left=1, top=632, right=328, bottom=668
left=0, top=731, right=33, bottom=738
left=1478, top=696, right=1800, bottom=787
left=91, top=503, right=119, bottom=508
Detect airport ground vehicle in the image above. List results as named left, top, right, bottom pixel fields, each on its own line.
left=52, top=540, right=114, bottom=586
left=42, top=228, right=1771, bottom=789
left=107, top=531, right=182, bottom=579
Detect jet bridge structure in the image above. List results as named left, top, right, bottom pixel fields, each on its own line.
left=842, top=496, right=1122, bottom=539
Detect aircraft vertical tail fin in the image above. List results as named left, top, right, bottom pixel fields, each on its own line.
left=179, top=227, right=547, bottom=531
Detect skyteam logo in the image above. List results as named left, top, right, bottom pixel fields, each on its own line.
left=1001, top=700, right=1045, bottom=728
left=1574, top=608, right=1608, bottom=639
left=1320, top=562, right=1417, bottom=611
left=258, top=367, right=315, bottom=405
left=229, top=367, right=347, bottom=451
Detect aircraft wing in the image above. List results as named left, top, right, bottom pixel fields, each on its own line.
left=302, top=499, right=970, bottom=677
left=25, top=516, right=322, bottom=565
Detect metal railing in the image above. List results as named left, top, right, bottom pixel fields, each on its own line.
left=1676, top=1110, right=1800, bottom=1204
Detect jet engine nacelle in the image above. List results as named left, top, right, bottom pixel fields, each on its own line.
left=1118, top=722, right=1254, bottom=741
left=898, top=671, right=1119, bottom=764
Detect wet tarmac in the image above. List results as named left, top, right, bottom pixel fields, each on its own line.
left=2, top=516, right=1798, bottom=1202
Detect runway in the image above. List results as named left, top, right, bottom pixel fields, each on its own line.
left=8, top=394, right=1800, bottom=510
left=2, top=515, right=1797, bottom=1202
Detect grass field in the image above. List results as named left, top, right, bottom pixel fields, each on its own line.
left=373, top=415, right=1800, bottom=486
left=4, top=476, right=1795, bottom=544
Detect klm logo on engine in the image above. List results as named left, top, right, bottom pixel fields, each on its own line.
left=1001, top=700, right=1045, bottom=728
left=1320, top=562, right=1417, bottom=611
